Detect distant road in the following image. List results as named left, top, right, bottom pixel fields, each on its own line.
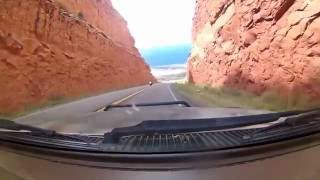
left=120, top=83, right=184, bottom=104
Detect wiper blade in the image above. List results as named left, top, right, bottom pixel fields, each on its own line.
left=243, top=109, right=320, bottom=140
left=0, top=119, right=55, bottom=136
left=0, top=119, right=92, bottom=143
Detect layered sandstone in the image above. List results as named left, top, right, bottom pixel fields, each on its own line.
left=54, top=0, right=136, bottom=51
left=188, top=0, right=320, bottom=99
left=0, top=0, right=154, bottom=113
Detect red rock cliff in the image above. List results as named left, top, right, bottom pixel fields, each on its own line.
left=188, top=0, right=320, bottom=99
left=0, top=0, right=154, bottom=113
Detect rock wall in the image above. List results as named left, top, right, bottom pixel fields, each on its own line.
left=54, top=0, right=137, bottom=51
left=0, top=0, right=154, bottom=113
left=188, top=0, right=320, bottom=99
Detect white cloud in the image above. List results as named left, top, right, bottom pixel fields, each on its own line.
left=111, top=0, right=195, bottom=49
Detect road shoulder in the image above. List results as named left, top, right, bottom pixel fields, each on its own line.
left=171, top=84, right=209, bottom=107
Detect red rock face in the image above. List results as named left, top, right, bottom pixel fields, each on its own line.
left=188, top=0, right=320, bottom=99
left=0, top=0, right=154, bottom=113
left=54, top=0, right=137, bottom=52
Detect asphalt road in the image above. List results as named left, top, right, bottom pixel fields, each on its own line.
left=14, top=83, right=194, bottom=130
left=12, top=82, right=271, bottom=135
left=119, top=83, right=185, bottom=105
left=15, top=85, right=149, bottom=123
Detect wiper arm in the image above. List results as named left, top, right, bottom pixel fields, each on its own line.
left=104, top=101, right=191, bottom=111
left=0, top=119, right=55, bottom=136
left=243, top=109, right=320, bottom=140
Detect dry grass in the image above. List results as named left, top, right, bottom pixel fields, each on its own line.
left=0, top=167, right=24, bottom=180
left=175, top=83, right=319, bottom=111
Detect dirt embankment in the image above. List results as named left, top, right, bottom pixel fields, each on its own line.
left=0, top=0, right=155, bottom=114
left=188, top=0, right=320, bottom=100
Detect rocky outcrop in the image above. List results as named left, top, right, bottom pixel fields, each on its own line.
left=54, top=0, right=137, bottom=51
left=0, top=0, right=154, bottom=114
left=188, top=0, right=320, bottom=99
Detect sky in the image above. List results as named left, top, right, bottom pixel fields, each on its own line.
left=140, top=44, right=191, bottom=66
left=111, top=0, right=195, bottom=50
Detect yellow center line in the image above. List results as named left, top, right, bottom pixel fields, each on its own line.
left=95, top=88, right=146, bottom=112
left=111, top=88, right=145, bottom=105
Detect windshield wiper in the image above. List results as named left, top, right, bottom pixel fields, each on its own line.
left=243, top=109, right=320, bottom=140
left=0, top=119, right=55, bottom=136
left=0, top=119, right=91, bottom=143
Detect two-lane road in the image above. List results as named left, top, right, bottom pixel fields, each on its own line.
left=13, top=83, right=268, bottom=135
left=15, top=83, right=195, bottom=132
left=119, top=83, right=180, bottom=104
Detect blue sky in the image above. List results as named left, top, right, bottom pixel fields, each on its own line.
left=111, top=0, right=195, bottom=50
left=140, top=44, right=191, bottom=66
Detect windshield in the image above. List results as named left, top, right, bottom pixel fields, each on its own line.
left=1, top=0, right=320, bottom=139
left=2, top=0, right=320, bottom=179
left=2, top=0, right=320, bottom=133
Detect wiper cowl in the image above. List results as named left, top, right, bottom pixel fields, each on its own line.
left=103, top=110, right=304, bottom=144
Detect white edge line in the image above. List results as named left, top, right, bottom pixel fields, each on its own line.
left=168, top=84, right=178, bottom=101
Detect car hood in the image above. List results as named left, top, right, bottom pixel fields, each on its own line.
left=17, top=107, right=272, bottom=134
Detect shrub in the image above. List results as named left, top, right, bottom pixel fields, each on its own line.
left=77, top=12, right=84, bottom=19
